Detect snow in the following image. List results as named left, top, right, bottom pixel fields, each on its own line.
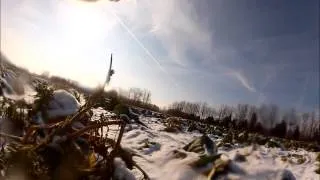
left=113, top=158, right=136, bottom=180
left=46, top=90, right=80, bottom=119
left=1, top=72, right=80, bottom=119
left=98, top=115, right=319, bottom=180
left=0, top=70, right=25, bottom=96
left=0, top=77, right=15, bottom=95
left=0, top=70, right=36, bottom=104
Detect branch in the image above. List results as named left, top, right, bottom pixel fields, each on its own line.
left=133, top=161, right=150, bottom=180
left=67, top=120, right=123, bottom=139
left=0, top=132, right=23, bottom=142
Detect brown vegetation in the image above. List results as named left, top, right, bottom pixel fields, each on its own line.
left=0, top=82, right=150, bottom=179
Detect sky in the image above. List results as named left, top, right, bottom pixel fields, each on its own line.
left=0, top=0, right=319, bottom=111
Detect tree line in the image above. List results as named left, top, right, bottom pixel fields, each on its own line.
left=165, top=101, right=320, bottom=142
left=94, top=87, right=160, bottom=113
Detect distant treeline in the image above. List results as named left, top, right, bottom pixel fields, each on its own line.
left=37, top=72, right=160, bottom=112
left=104, top=87, right=160, bottom=112
left=165, top=101, right=320, bottom=142
left=32, top=70, right=320, bottom=143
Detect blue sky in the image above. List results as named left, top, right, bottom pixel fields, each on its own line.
left=1, top=0, right=319, bottom=111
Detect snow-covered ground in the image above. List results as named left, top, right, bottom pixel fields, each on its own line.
left=92, top=108, right=319, bottom=180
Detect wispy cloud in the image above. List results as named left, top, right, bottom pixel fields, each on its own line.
left=227, top=71, right=256, bottom=93
left=111, top=0, right=213, bottom=66
left=109, top=0, right=260, bottom=94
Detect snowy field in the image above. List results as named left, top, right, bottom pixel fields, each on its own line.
left=90, top=108, right=319, bottom=180
left=0, top=69, right=319, bottom=180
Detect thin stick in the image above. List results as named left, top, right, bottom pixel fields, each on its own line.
left=114, top=122, right=126, bottom=150
left=67, top=121, right=123, bottom=139
left=0, top=132, right=23, bottom=142
left=133, top=161, right=150, bottom=180
left=104, top=53, right=113, bottom=88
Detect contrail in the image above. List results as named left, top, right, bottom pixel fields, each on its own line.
left=109, top=9, right=180, bottom=88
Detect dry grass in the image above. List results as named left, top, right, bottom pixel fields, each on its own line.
left=0, top=82, right=150, bottom=180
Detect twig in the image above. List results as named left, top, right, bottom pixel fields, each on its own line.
left=32, top=105, right=94, bottom=150
left=67, top=121, right=123, bottom=139
left=62, top=105, right=94, bottom=128
left=133, top=161, right=150, bottom=180
left=114, top=121, right=126, bottom=150
left=0, top=132, right=23, bottom=142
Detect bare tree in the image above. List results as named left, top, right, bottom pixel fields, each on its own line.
left=183, top=102, right=192, bottom=114
left=299, top=112, right=310, bottom=138
left=217, top=105, right=232, bottom=120
left=268, top=104, right=279, bottom=128
left=258, top=104, right=278, bottom=129
left=309, top=111, right=316, bottom=138
left=179, top=101, right=186, bottom=112
left=207, top=107, right=216, bottom=118
left=141, top=89, right=151, bottom=104
left=236, top=104, right=249, bottom=121
left=128, top=87, right=143, bottom=102
left=247, top=105, right=257, bottom=120
left=202, top=103, right=212, bottom=119
left=199, top=102, right=208, bottom=119
left=288, top=108, right=298, bottom=126
left=118, top=88, right=129, bottom=98
left=187, top=102, right=200, bottom=115
left=170, top=101, right=185, bottom=112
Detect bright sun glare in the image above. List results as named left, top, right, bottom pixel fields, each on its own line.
left=2, top=0, right=127, bottom=88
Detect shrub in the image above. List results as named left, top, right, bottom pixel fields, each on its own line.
left=104, top=90, right=120, bottom=111
left=249, top=112, right=257, bottom=131
left=292, top=126, right=300, bottom=140
left=271, top=120, right=287, bottom=138
left=32, top=82, right=54, bottom=121
left=113, top=103, right=129, bottom=115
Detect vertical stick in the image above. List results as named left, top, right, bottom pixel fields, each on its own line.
left=115, top=121, right=125, bottom=151
left=104, top=53, right=113, bottom=88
